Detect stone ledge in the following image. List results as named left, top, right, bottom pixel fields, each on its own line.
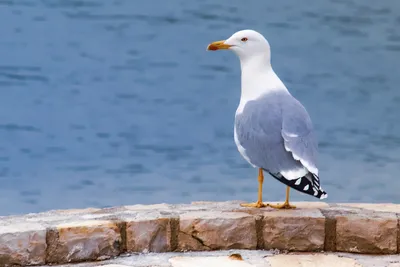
left=1, top=201, right=400, bottom=266
left=37, top=250, right=400, bottom=267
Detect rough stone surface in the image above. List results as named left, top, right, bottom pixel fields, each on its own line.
left=321, top=205, right=399, bottom=254
left=95, top=265, right=131, bottom=267
left=126, top=216, right=173, bottom=253
left=262, top=208, right=325, bottom=251
left=178, top=211, right=257, bottom=251
left=20, top=208, right=102, bottom=226
left=340, top=203, right=400, bottom=213
left=336, top=212, right=397, bottom=254
left=275, top=201, right=329, bottom=209
left=0, top=222, right=47, bottom=266
left=47, top=207, right=101, bottom=215
left=266, top=254, right=362, bottom=267
left=36, top=250, right=400, bottom=267
left=3, top=201, right=400, bottom=266
left=125, top=204, right=172, bottom=211
left=46, top=220, right=122, bottom=264
left=169, top=255, right=254, bottom=267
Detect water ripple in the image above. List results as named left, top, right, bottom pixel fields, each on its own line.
left=0, top=124, right=40, bottom=132
left=1, top=0, right=400, bottom=215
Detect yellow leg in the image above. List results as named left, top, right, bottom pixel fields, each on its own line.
left=269, top=186, right=296, bottom=209
left=240, top=169, right=268, bottom=208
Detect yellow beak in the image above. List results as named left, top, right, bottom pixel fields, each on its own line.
left=207, top=40, right=231, bottom=51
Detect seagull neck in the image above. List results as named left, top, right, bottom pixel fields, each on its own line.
left=239, top=57, right=287, bottom=103
left=239, top=53, right=271, bottom=73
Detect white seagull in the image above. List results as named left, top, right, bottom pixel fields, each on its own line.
left=207, top=30, right=327, bottom=209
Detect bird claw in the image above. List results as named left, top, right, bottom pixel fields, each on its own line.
left=268, top=202, right=296, bottom=209
left=240, top=201, right=296, bottom=209
left=240, top=201, right=268, bottom=208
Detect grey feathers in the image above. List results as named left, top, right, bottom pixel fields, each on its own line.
left=234, top=90, right=327, bottom=199
left=281, top=97, right=319, bottom=175
left=235, top=91, right=304, bottom=175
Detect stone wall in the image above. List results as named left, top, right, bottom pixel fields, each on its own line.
left=0, top=201, right=399, bottom=266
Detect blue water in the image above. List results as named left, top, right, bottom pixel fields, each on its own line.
left=0, top=0, right=400, bottom=215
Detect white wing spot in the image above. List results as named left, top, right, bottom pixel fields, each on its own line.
left=303, top=184, right=309, bottom=191
left=286, top=132, right=299, bottom=138
left=313, top=188, right=318, bottom=196
left=281, top=167, right=307, bottom=180
left=295, top=178, right=301, bottom=185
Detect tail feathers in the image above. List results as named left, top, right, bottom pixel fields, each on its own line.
left=268, top=171, right=328, bottom=199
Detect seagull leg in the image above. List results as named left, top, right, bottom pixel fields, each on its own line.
left=269, top=186, right=296, bottom=209
left=240, top=168, right=268, bottom=208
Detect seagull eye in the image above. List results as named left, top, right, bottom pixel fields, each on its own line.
left=241, top=37, right=248, bottom=42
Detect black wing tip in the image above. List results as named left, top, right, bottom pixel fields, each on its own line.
left=319, top=190, right=328, bottom=199
left=268, top=171, right=328, bottom=200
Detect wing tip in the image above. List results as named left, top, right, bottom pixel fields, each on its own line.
left=268, top=170, right=328, bottom=200
left=319, top=191, right=328, bottom=199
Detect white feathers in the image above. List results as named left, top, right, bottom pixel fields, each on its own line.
left=280, top=167, right=308, bottom=180
left=226, top=31, right=287, bottom=115
left=284, top=144, right=319, bottom=176
left=236, top=70, right=285, bottom=115
left=285, top=132, right=299, bottom=138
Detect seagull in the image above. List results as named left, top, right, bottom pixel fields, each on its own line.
left=207, top=30, right=327, bottom=209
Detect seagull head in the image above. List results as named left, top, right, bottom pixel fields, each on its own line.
left=207, top=29, right=271, bottom=64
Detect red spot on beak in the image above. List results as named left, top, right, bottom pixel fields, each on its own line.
left=207, top=44, right=219, bottom=51
left=206, top=40, right=230, bottom=51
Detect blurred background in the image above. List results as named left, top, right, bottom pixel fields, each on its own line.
left=0, top=0, right=399, bottom=215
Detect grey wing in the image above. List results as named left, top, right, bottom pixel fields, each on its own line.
left=235, top=94, right=305, bottom=175
left=281, top=97, right=319, bottom=176
left=235, top=93, right=327, bottom=199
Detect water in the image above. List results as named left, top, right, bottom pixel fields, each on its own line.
left=0, top=0, right=399, bottom=215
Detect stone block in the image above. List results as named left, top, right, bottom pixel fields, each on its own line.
left=262, top=208, right=325, bottom=251
left=339, top=203, right=400, bottom=213
left=266, top=254, right=362, bottom=267
left=178, top=211, right=257, bottom=251
left=46, top=220, right=121, bottom=264
left=96, top=265, right=131, bottom=267
left=321, top=205, right=398, bottom=254
left=336, top=212, right=397, bottom=254
left=0, top=221, right=47, bottom=266
left=169, top=254, right=254, bottom=267
left=125, top=203, right=172, bottom=211
left=126, top=216, right=173, bottom=253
